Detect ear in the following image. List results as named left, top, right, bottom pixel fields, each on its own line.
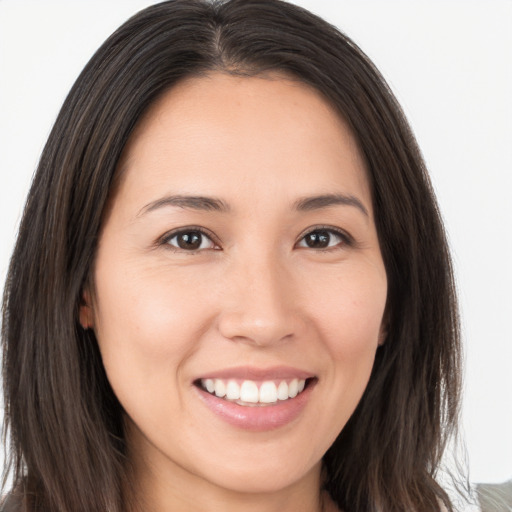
left=79, top=288, right=94, bottom=330
left=377, top=304, right=390, bottom=346
left=378, top=323, right=388, bottom=346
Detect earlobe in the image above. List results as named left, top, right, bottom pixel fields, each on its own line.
left=378, top=307, right=390, bottom=346
left=79, top=289, right=94, bottom=330
left=378, top=325, right=388, bottom=346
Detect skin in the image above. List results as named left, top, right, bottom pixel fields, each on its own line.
left=82, top=73, right=388, bottom=512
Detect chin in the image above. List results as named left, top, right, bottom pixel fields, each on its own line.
left=204, top=463, right=319, bottom=495
left=191, top=445, right=323, bottom=495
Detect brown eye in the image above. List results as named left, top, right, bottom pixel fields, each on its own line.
left=297, top=229, right=347, bottom=250
left=304, top=230, right=330, bottom=248
left=166, top=230, right=216, bottom=251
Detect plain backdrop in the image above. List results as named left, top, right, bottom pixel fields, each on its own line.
left=0, top=0, right=511, bottom=486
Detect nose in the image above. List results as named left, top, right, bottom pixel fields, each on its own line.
left=217, top=253, right=301, bottom=347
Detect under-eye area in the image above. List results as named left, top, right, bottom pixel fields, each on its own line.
left=194, top=377, right=318, bottom=406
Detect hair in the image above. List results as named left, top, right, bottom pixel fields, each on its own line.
left=1, top=1, right=461, bottom=511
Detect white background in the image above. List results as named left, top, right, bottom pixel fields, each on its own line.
left=0, top=0, right=511, bottom=486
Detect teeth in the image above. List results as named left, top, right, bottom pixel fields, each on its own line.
left=277, top=381, right=289, bottom=400
left=288, top=378, right=299, bottom=398
left=201, top=378, right=307, bottom=404
left=214, top=379, right=226, bottom=398
left=205, top=379, right=215, bottom=393
left=259, top=381, right=278, bottom=403
left=240, top=380, right=259, bottom=403
left=226, top=380, right=240, bottom=400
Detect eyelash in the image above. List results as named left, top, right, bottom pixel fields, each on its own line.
left=295, top=225, right=354, bottom=251
left=159, top=225, right=354, bottom=253
left=159, top=226, right=220, bottom=252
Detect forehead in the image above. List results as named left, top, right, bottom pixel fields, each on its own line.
left=114, top=72, right=371, bottom=213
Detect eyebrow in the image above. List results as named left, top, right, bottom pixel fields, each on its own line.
left=137, top=192, right=368, bottom=218
left=138, top=195, right=230, bottom=216
left=294, top=194, right=369, bottom=217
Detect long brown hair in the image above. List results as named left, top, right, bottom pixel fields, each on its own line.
left=2, top=1, right=461, bottom=511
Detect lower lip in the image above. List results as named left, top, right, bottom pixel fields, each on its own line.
left=195, top=381, right=316, bottom=432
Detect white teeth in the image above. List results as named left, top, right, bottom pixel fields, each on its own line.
left=201, top=378, right=307, bottom=404
left=240, top=380, right=259, bottom=403
left=205, top=379, right=215, bottom=393
left=288, top=378, right=299, bottom=398
left=214, top=379, right=226, bottom=398
left=226, top=380, right=240, bottom=400
left=277, top=381, right=289, bottom=400
left=259, top=381, right=278, bottom=403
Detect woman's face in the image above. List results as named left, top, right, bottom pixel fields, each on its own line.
left=85, top=73, right=387, bottom=501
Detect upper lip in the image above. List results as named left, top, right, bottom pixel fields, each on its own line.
left=195, top=365, right=316, bottom=382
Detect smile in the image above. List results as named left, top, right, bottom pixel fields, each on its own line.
left=193, top=367, right=317, bottom=430
left=198, top=378, right=308, bottom=406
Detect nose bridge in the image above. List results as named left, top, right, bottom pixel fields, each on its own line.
left=218, top=246, right=299, bottom=345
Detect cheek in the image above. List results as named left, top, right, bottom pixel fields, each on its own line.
left=92, top=260, right=214, bottom=384
left=291, top=265, right=387, bottom=461
left=91, top=265, right=219, bottom=438
left=304, top=265, right=387, bottom=357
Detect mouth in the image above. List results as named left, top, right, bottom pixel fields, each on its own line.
left=192, top=366, right=317, bottom=430
left=194, top=377, right=316, bottom=407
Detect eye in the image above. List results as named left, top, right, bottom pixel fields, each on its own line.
left=163, top=229, right=218, bottom=251
left=296, top=228, right=350, bottom=250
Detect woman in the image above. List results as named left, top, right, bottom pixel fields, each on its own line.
left=1, top=1, right=462, bottom=511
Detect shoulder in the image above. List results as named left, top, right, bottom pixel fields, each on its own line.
left=477, top=480, right=512, bottom=512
